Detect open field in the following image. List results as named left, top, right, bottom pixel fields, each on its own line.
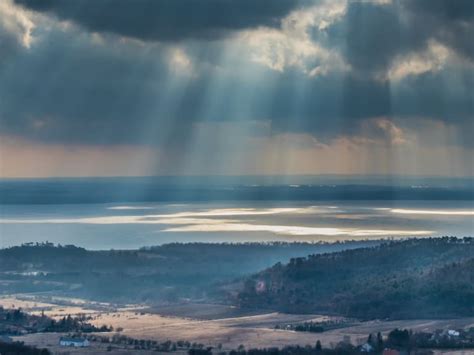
left=87, top=311, right=474, bottom=350
left=144, top=303, right=265, bottom=320
left=3, top=296, right=474, bottom=353
left=0, top=296, right=105, bottom=318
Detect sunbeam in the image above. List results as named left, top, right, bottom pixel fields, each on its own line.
left=0, top=1, right=473, bottom=351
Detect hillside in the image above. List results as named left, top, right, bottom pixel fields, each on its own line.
left=236, top=237, right=474, bottom=319
left=0, top=241, right=378, bottom=303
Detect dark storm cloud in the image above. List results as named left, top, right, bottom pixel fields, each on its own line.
left=14, top=0, right=309, bottom=41
left=0, top=29, right=171, bottom=145
left=0, top=0, right=473, bottom=148
left=1, top=29, right=471, bottom=147
left=335, top=2, right=425, bottom=75
left=247, top=68, right=473, bottom=141
left=406, top=0, right=474, bottom=22
left=0, top=28, right=20, bottom=65
left=297, top=0, right=473, bottom=144
left=321, top=0, right=474, bottom=77
left=404, top=0, right=474, bottom=61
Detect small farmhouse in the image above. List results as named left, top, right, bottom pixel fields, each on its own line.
left=447, top=329, right=460, bottom=337
left=59, top=337, right=90, bottom=347
left=361, top=342, right=373, bottom=352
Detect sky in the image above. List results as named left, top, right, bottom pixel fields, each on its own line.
left=0, top=0, right=473, bottom=178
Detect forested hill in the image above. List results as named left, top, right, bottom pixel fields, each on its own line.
left=236, top=237, right=474, bottom=319
left=0, top=241, right=379, bottom=303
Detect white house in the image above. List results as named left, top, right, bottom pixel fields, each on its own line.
left=361, top=342, right=374, bottom=352
left=447, top=330, right=460, bottom=337
left=59, top=337, right=90, bottom=347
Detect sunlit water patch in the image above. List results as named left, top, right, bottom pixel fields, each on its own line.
left=390, top=208, right=474, bottom=216
left=0, top=201, right=472, bottom=249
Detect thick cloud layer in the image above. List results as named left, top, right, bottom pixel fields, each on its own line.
left=1, top=0, right=473, bottom=150
left=14, top=0, right=309, bottom=41
left=404, top=0, right=474, bottom=61
left=321, top=0, right=474, bottom=79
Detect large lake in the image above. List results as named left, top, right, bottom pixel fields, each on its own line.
left=1, top=200, right=472, bottom=249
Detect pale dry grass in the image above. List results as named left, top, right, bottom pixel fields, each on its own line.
left=4, top=295, right=474, bottom=352
left=90, top=311, right=474, bottom=350
left=0, top=296, right=100, bottom=318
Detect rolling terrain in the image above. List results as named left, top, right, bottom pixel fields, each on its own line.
left=235, top=238, right=474, bottom=319
left=0, top=241, right=378, bottom=303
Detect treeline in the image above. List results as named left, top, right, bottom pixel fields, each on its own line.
left=0, top=341, right=50, bottom=355
left=189, top=326, right=474, bottom=354
left=275, top=319, right=354, bottom=333
left=237, top=237, right=474, bottom=319
left=187, top=334, right=432, bottom=355
left=0, top=240, right=379, bottom=304
left=78, top=332, right=211, bottom=352
left=0, top=307, right=110, bottom=335
left=44, top=314, right=112, bottom=333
